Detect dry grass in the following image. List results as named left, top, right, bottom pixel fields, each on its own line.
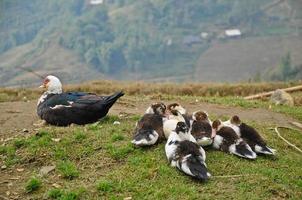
left=1, top=80, right=301, bottom=102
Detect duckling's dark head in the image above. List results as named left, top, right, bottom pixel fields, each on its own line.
left=212, top=120, right=222, bottom=131
left=193, top=110, right=208, bottom=121
left=176, top=122, right=189, bottom=134
left=151, top=102, right=166, bottom=115
left=230, top=115, right=241, bottom=125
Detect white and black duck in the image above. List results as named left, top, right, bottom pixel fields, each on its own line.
left=37, top=75, right=124, bottom=126
left=212, top=120, right=257, bottom=159
left=190, top=111, right=214, bottom=146
left=225, top=116, right=276, bottom=155
left=165, top=122, right=210, bottom=181
left=132, top=103, right=167, bottom=146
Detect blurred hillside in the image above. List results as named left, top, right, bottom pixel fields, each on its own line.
left=0, top=0, right=302, bottom=86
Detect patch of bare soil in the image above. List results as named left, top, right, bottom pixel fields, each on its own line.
left=0, top=97, right=297, bottom=140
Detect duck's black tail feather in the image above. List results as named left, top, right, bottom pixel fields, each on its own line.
left=234, top=141, right=257, bottom=159
left=180, top=155, right=210, bottom=181
left=254, top=144, right=276, bottom=155
left=102, top=91, right=124, bottom=108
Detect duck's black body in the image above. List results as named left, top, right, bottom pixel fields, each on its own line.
left=37, top=91, right=124, bottom=126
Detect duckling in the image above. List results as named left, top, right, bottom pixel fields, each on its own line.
left=227, top=116, right=276, bottom=155
left=167, top=103, right=187, bottom=115
left=222, top=115, right=241, bottom=136
left=163, top=109, right=187, bottom=139
left=212, top=120, right=257, bottom=159
left=165, top=122, right=210, bottom=181
left=132, top=103, right=166, bottom=146
left=190, top=111, right=214, bottom=146
left=145, top=102, right=167, bottom=116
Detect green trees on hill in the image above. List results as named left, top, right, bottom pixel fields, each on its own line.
left=268, top=53, right=302, bottom=81
left=0, top=0, right=298, bottom=79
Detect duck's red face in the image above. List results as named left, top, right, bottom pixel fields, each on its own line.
left=40, top=77, right=50, bottom=89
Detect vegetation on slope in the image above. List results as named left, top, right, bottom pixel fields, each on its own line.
left=1, top=0, right=301, bottom=84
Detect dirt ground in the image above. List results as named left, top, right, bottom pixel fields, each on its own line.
left=0, top=97, right=297, bottom=140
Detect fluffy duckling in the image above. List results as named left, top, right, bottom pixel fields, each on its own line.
left=163, top=109, right=187, bottom=139
left=163, top=103, right=189, bottom=139
left=132, top=103, right=166, bottom=146
left=165, top=122, right=210, bottom=181
left=190, top=111, right=214, bottom=146
left=227, top=116, right=276, bottom=155
left=222, top=115, right=241, bottom=136
left=212, top=120, right=257, bottom=159
left=145, top=102, right=167, bottom=115
left=167, top=103, right=187, bottom=115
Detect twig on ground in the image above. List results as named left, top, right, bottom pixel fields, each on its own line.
left=273, top=126, right=302, bottom=154
left=290, top=122, right=302, bottom=130
left=212, top=174, right=257, bottom=178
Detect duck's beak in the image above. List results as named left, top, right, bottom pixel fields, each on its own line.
left=39, top=83, right=46, bottom=88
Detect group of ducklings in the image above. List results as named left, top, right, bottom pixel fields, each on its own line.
left=131, top=103, right=276, bottom=181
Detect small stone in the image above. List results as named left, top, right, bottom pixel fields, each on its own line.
left=16, top=168, right=24, bottom=172
left=39, top=166, right=56, bottom=176
left=270, top=89, right=294, bottom=106
left=1, top=165, right=7, bottom=170
left=6, top=191, right=10, bottom=196
left=51, top=138, right=61, bottom=142
left=113, top=121, right=121, bottom=125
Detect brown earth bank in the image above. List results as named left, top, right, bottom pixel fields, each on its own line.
left=0, top=96, right=298, bottom=140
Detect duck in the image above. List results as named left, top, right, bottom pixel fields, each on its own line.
left=167, top=103, right=187, bottom=115
left=37, top=75, right=124, bottom=126
left=163, top=103, right=191, bottom=139
left=222, top=115, right=241, bottom=136
left=212, top=120, right=257, bottom=159
left=226, top=116, right=276, bottom=155
left=132, top=103, right=166, bottom=146
left=190, top=111, right=214, bottom=146
left=165, top=122, right=210, bottom=181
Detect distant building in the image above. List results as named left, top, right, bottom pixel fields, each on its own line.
left=200, top=32, right=209, bottom=39
left=225, top=29, right=242, bottom=38
left=90, top=0, right=104, bottom=5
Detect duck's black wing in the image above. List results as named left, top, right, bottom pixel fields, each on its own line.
left=44, top=91, right=124, bottom=108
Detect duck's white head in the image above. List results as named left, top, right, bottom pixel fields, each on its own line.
left=40, top=75, right=62, bottom=94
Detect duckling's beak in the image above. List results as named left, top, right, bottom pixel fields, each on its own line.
left=211, top=129, right=216, bottom=138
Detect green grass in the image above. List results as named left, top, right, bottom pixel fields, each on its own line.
left=1, top=112, right=301, bottom=199
left=57, top=160, right=79, bottom=180
left=25, top=177, right=42, bottom=193
left=171, top=95, right=302, bottom=121
left=48, top=188, right=86, bottom=200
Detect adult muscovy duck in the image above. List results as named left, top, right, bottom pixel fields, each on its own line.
left=37, top=75, right=124, bottom=126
